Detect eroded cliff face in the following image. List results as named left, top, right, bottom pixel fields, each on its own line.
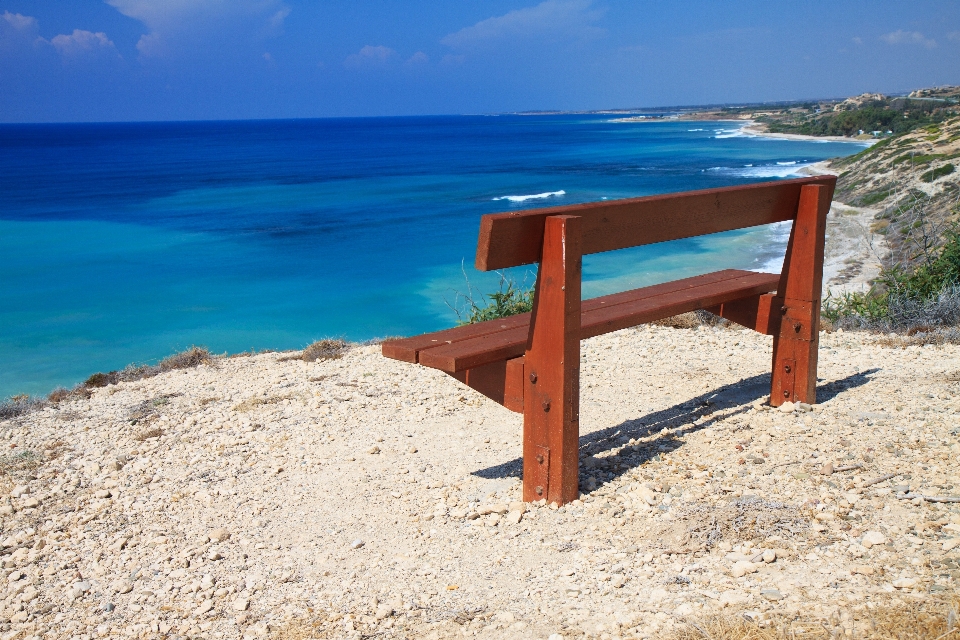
left=831, top=117, right=959, bottom=272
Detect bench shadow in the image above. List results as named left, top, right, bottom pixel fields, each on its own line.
left=471, top=368, right=879, bottom=483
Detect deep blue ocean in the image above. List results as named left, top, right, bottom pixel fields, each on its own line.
left=0, top=115, right=866, bottom=398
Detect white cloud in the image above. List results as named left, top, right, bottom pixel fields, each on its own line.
left=268, top=8, right=291, bottom=30
left=441, top=0, right=604, bottom=49
left=106, top=0, right=291, bottom=57
left=948, top=31, right=960, bottom=43
left=880, top=29, right=936, bottom=49
left=344, top=45, right=396, bottom=69
left=852, top=36, right=863, bottom=45
left=50, top=29, right=117, bottom=57
left=2, top=10, right=37, bottom=31
left=405, top=51, right=429, bottom=66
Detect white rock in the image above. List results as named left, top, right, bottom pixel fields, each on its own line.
left=942, top=538, right=960, bottom=552
left=731, top=561, right=759, bottom=578
left=778, top=401, right=796, bottom=413
left=719, top=591, right=749, bottom=607
left=194, top=599, right=214, bottom=616
left=505, top=511, right=523, bottom=525
left=892, top=578, right=917, bottom=589
left=233, top=597, right=250, bottom=611
left=350, top=539, right=365, bottom=549
left=861, top=531, right=887, bottom=548
left=208, top=528, right=231, bottom=543
left=762, top=550, right=776, bottom=563
left=111, top=579, right=133, bottom=595
left=10, top=486, right=29, bottom=498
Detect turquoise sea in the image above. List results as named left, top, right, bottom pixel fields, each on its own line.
left=0, top=115, right=866, bottom=398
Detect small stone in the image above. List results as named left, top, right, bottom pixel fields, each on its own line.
left=233, top=597, right=250, bottom=611
left=852, top=565, right=875, bottom=576
left=111, top=579, right=134, bottom=594
left=505, top=511, right=523, bottom=525
left=22, top=497, right=39, bottom=508
left=368, top=446, right=380, bottom=455
left=892, top=578, right=917, bottom=589
left=375, top=604, right=393, bottom=620
left=731, top=561, right=759, bottom=578
left=942, top=538, right=960, bottom=552
left=74, top=580, right=92, bottom=592
left=819, top=462, right=834, bottom=475
left=350, top=539, right=365, bottom=549
left=762, top=550, right=776, bottom=563
left=101, top=602, right=115, bottom=612
left=408, top=447, right=417, bottom=454
left=487, top=513, right=501, bottom=527
left=760, top=588, right=783, bottom=601
left=509, top=501, right=526, bottom=513
left=194, top=599, right=214, bottom=616
left=208, top=528, right=231, bottom=543
left=10, top=486, right=28, bottom=498
left=796, top=402, right=813, bottom=412
left=610, top=574, right=626, bottom=588
left=861, top=531, right=886, bottom=548
left=778, top=401, right=796, bottom=413
left=95, top=489, right=112, bottom=499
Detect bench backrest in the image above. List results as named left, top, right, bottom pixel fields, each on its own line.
left=475, top=175, right=837, bottom=271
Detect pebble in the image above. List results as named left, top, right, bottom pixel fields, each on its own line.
left=892, top=578, right=917, bottom=589
left=9, top=486, right=28, bottom=498
left=350, top=539, right=365, bottom=549
left=194, top=599, right=214, bottom=616
left=861, top=531, right=887, bottom=548
left=819, top=462, right=834, bottom=475
left=232, top=597, right=250, bottom=611
left=760, top=588, right=783, bottom=601
left=762, top=550, right=776, bottom=563
left=778, top=401, right=795, bottom=413
left=731, top=561, right=759, bottom=578
left=368, top=445, right=380, bottom=454
left=942, top=538, right=960, bottom=552
left=208, top=528, right=231, bottom=543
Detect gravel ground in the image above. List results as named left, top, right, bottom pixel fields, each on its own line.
left=1, top=326, right=959, bottom=640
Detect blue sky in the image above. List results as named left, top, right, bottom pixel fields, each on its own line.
left=1, top=1, right=958, bottom=122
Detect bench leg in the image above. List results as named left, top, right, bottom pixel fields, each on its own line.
left=523, top=215, right=582, bottom=505
left=771, top=184, right=831, bottom=406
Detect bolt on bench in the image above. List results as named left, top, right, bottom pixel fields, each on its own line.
left=383, top=176, right=836, bottom=505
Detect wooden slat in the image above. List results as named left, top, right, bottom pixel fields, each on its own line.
left=381, top=312, right=530, bottom=363
left=476, top=175, right=836, bottom=270
left=382, top=269, right=756, bottom=365
left=417, top=269, right=780, bottom=372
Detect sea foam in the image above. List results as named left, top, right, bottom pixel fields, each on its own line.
left=493, top=190, right=566, bottom=203
left=705, top=162, right=813, bottom=179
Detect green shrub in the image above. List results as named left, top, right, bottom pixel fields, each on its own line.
left=920, top=164, right=955, bottom=183
left=458, top=276, right=534, bottom=325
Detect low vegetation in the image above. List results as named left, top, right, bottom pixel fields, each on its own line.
left=0, top=346, right=215, bottom=419
left=452, top=272, right=535, bottom=325
left=666, top=592, right=959, bottom=640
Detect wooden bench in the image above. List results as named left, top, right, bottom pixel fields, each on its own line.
left=383, top=175, right=835, bottom=505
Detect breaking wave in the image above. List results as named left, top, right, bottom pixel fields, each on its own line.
left=492, top=190, right=566, bottom=203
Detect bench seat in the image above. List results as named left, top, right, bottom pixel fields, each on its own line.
left=383, top=268, right=780, bottom=373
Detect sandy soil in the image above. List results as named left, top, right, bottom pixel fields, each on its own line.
left=739, top=122, right=878, bottom=145
left=798, top=162, right=887, bottom=296
left=2, top=326, right=959, bottom=639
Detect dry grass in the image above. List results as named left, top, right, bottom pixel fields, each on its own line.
left=677, top=496, right=808, bottom=550
left=233, top=393, right=300, bottom=412
left=874, top=327, right=960, bottom=348
left=667, top=592, right=959, bottom=640
left=134, top=427, right=164, bottom=441
left=654, top=311, right=731, bottom=330
left=0, top=347, right=216, bottom=422
left=278, top=339, right=349, bottom=363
